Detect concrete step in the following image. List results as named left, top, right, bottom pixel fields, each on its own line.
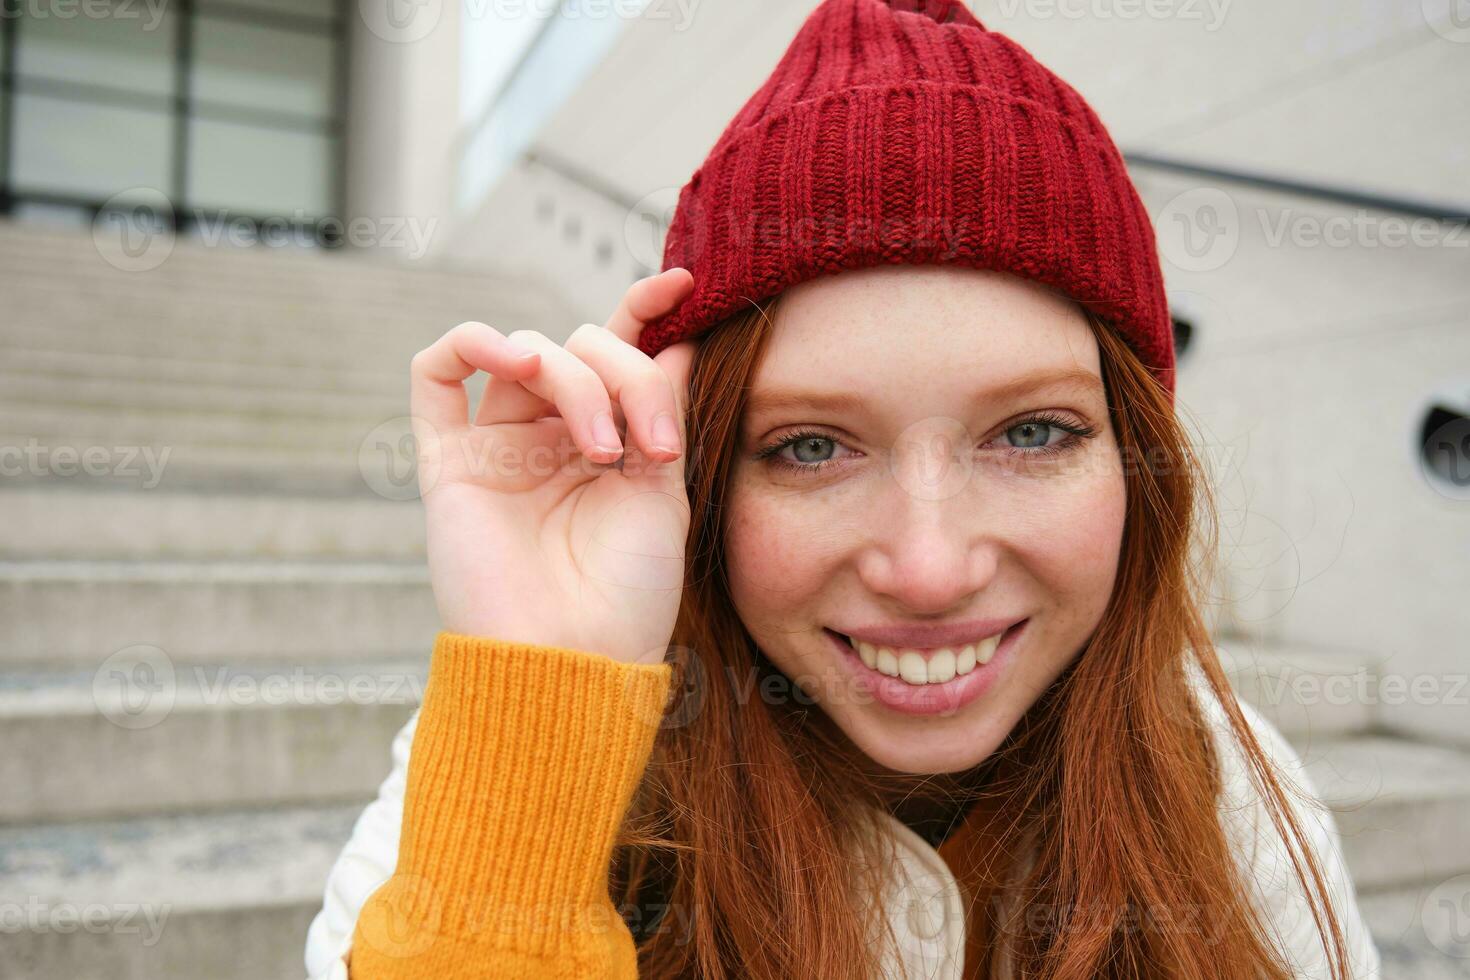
left=0, top=559, right=438, bottom=667
left=1301, top=736, right=1470, bottom=893
left=1358, top=884, right=1470, bottom=977
left=0, top=372, right=406, bottom=420
left=0, top=217, right=506, bottom=285
left=2, top=321, right=426, bottom=376
left=0, top=440, right=422, bottom=495
left=1, top=319, right=434, bottom=371
left=0, top=294, right=555, bottom=358
left=1217, top=637, right=1378, bottom=744
left=0, top=489, right=427, bottom=560
left=0, top=447, right=400, bottom=496
left=0, top=802, right=362, bottom=980
left=4, top=347, right=403, bottom=396
left=0, top=659, right=422, bottom=824
left=1, top=404, right=397, bottom=452
left=0, top=291, right=529, bottom=337
left=0, top=218, right=546, bottom=307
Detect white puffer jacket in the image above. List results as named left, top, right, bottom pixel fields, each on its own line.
left=305, top=670, right=1382, bottom=979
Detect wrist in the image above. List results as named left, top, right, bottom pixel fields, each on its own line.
left=395, top=634, right=671, bottom=922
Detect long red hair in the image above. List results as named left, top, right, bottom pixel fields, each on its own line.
left=610, top=290, right=1351, bottom=979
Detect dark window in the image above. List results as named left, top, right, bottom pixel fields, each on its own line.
left=0, top=0, right=347, bottom=245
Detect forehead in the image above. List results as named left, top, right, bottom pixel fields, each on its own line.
left=750, top=264, right=1099, bottom=396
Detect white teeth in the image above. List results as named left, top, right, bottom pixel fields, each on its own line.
left=876, top=648, right=899, bottom=677
left=956, top=643, right=977, bottom=675
left=898, top=651, right=927, bottom=685
left=851, top=633, right=1004, bottom=686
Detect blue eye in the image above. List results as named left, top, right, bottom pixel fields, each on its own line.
left=757, top=429, right=846, bottom=472
left=756, top=413, right=1097, bottom=476
left=1006, top=420, right=1062, bottom=449
left=994, top=412, right=1096, bottom=458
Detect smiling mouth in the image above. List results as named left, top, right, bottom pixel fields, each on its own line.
left=827, top=623, right=1023, bottom=687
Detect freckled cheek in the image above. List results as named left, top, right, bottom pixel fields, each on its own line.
left=1009, top=465, right=1127, bottom=622
left=724, top=488, right=850, bottom=629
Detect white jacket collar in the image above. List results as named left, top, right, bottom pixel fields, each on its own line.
left=863, top=810, right=968, bottom=979
left=306, top=673, right=1382, bottom=979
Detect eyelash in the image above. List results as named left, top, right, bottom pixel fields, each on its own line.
left=754, top=412, right=1098, bottom=475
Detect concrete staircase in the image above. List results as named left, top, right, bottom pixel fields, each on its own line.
left=0, top=220, right=577, bottom=979
left=2, top=219, right=1466, bottom=977
left=1218, top=640, right=1470, bottom=974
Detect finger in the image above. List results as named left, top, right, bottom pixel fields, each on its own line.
left=652, top=338, right=697, bottom=451
left=476, top=377, right=630, bottom=432
left=479, top=329, right=623, bottom=462
left=473, top=374, right=547, bottom=427
left=565, top=323, right=682, bottom=460
left=602, top=267, right=694, bottom=347
left=409, top=321, right=540, bottom=432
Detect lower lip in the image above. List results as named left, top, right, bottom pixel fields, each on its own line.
left=825, top=620, right=1027, bottom=717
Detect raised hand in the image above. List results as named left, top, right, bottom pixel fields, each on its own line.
left=409, top=268, right=698, bottom=666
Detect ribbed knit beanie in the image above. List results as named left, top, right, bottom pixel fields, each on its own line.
left=636, top=0, right=1175, bottom=399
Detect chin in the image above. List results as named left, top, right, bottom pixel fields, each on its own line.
left=841, top=714, right=1011, bottom=775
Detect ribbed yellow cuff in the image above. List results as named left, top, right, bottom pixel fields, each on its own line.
left=350, top=632, right=672, bottom=973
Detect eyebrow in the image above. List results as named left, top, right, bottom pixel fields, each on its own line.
left=744, top=367, right=1105, bottom=416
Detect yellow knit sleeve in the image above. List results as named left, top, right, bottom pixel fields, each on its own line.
left=347, top=632, right=673, bottom=979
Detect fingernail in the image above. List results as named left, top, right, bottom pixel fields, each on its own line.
left=652, top=412, right=681, bottom=453
left=593, top=411, right=622, bottom=453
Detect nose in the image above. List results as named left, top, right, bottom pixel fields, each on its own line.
left=853, top=486, right=1000, bottom=616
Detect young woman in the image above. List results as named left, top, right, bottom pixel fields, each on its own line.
left=308, top=1, right=1382, bottom=977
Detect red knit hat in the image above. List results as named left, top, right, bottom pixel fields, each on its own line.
left=636, top=0, right=1175, bottom=399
